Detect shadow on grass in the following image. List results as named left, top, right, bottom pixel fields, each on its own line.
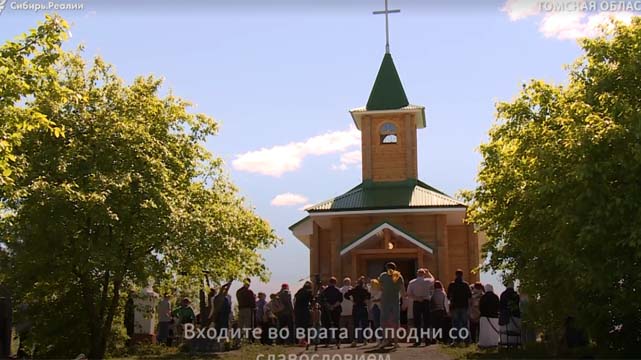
left=112, top=343, right=297, bottom=360
left=465, top=347, right=553, bottom=359
left=438, top=343, right=605, bottom=360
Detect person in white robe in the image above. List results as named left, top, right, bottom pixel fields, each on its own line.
left=498, top=282, right=521, bottom=346
left=478, top=284, right=500, bottom=348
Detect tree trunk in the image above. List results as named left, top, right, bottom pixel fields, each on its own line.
left=87, top=275, right=123, bottom=359
left=75, top=269, right=103, bottom=359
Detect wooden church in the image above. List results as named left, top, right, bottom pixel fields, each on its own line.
left=290, top=35, right=481, bottom=285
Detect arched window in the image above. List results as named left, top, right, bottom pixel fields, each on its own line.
left=380, top=122, right=398, bottom=144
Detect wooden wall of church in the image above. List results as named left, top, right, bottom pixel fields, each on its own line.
left=314, top=214, right=439, bottom=281
left=318, top=228, right=332, bottom=279
left=446, top=224, right=480, bottom=284
left=312, top=215, right=480, bottom=285
left=361, top=114, right=418, bottom=182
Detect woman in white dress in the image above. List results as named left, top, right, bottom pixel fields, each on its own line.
left=499, top=282, right=521, bottom=346
left=478, top=284, right=500, bottom=348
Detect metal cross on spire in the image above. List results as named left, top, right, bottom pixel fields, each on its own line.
left=373, top=0, right=400, bottom=54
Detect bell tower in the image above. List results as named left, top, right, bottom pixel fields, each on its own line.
left=350, top=53, right=426, bottom=183
left=350, top=0, right=425, bottom=183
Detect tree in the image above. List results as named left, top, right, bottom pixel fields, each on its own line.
left=0, top=14, right=67, bottom=186
left=0, top=16, right=279, bottom=358
left=466, top=17, right=641, bottom=355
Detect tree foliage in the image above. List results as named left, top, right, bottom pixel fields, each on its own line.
left=0, top=16, right=279, bottom=358
left=0, top=14, right=67, bottom=186
left=466, top=18, right=641, bottom=354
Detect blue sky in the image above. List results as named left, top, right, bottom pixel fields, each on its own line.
left=2, top=0, right=637, bottom=295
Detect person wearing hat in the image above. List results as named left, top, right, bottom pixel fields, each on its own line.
left=277, top=283, right=295, bottom=344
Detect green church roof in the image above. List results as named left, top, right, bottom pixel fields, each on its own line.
left=366, top=53, right=410, bottom=111
left=304, top=179, right=465, bottom=212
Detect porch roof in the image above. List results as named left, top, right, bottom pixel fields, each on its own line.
left=339, top=221, right=434, bottom=256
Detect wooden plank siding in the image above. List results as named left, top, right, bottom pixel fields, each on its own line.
left=362, top=114, right=418, bottom=182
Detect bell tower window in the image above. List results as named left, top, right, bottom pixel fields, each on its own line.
left=380, top=122, right=398, bottom=144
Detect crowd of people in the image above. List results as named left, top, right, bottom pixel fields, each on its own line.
left=148, top=263, right=529, bottom=349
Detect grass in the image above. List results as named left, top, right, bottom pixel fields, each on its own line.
left=110, top=343, right=298, bottom=360
left=217, top=344, right=298, bottom=360
left=439, top=344, right=552, bottom=359
left=438, top=342, right=605, bottom=360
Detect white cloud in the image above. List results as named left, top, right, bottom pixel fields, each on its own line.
left=540, top=10, right=634, bottom=39
left=270, top=193, right=309, bottom=207
left=332, top=150, right=362, bottom=171
left=232, top=126, right=361, bottom=177
left=302, top=128, right=361, bottom=156
left=232, top=143, right=306, bottom=177
left=502, top=0, right=542, bottom=21
left=501, top=0, right=638, bottom=40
